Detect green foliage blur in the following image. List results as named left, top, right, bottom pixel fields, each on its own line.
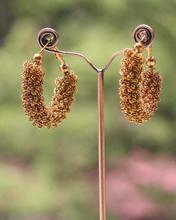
left=0, top=0, right=176, bottom=219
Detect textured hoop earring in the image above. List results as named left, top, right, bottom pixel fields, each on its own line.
left=119, top=24, right=162, bottom=123
left=22, top=28, right=78, bottom=128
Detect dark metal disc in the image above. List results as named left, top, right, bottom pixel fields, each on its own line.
left=133, top=24, right=154, bottom=47
left=38, top=27, right=59, bottom=49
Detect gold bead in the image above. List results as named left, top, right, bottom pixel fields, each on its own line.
left=146, top=57, right=156, bottom=67
left=33, top=53, right=42, bottom=61
left=134, top=42, right=144, bottom=53
left=60, top=64, right=69, bottom=73
left=33, top=53, right=42, bottom=65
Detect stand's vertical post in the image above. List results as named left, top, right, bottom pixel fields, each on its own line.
left=97, top=70, right=106, bottom=220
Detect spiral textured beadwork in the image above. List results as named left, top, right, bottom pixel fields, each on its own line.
left=119, top=47, right=162, bottom=123
left=22, top=56, right=77, bottom=128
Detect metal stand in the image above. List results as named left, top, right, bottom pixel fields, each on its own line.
left=47, top=49, right=121, bottom=220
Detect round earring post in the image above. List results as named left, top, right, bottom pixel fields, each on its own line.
left=133, top=24, right=154, bottom=47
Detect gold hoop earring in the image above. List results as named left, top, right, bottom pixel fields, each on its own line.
left=119, top=25, right=162, bottom=123
left=21, top=28, right=78, bottom=128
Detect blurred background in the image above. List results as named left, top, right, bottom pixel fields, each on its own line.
left=0, top=0, right=176, bottom=219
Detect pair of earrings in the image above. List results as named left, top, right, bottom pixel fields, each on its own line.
left=21, top=25, right=162, bottom=128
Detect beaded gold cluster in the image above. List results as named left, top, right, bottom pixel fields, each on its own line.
left=119, top=43, right=162, bottom=123
left=22, top=53, right=77, bottom=128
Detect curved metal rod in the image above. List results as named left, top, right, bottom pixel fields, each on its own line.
left=44, top=47, right=122, bottom=73
left=45, top=47, right=99, bottom=72
left=102, top=50, right=123, bottom=72
left=38, top=24, right=154, bottom=73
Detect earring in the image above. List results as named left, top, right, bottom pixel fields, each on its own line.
left=21, top=28, right=78, bottom=128
left=119, top=25, right=162, bottom=124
